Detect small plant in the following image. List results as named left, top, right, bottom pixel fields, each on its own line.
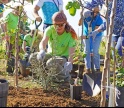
left=71, top=40, right=86, bottom=85
left=73, top=40, right=86, bottom=66
left=110, top=46, right=124, bottom=87
left=116, top=67, right=124, bottom=87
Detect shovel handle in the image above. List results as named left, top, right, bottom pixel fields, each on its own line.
left=35, top=20, right=42, bottom=29
left=90, top=36, right=95, bottom=74
left=30, top=20, right=42, bottom=50
left=90, top=36, right=93, bottom=54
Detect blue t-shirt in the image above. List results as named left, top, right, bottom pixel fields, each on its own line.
left=0, top=4, right=4, bottom=13
left=36, top=0, right=63, bottom=24
left=108, top=0, right=124, bottom=36
left=83, top=14, right=104, bottom=37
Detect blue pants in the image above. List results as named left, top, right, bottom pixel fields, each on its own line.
left=111, top=36, right=124, bottom=57
left=83, top=36, right=102, bottom=69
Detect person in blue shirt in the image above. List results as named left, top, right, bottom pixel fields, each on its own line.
left=80, top=0, right=106, bottom=73
left=109, top=0, right=124, bottom=67
left=33, top=0, right=63, bottom=33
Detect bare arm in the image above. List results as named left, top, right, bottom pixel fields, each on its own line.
left=68, top=47, right=75, bottom=63
left=33, top=5, right=42, bottom=22
left=39, top=34, right=49, bottom=51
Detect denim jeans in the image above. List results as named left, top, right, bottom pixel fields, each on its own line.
left=83, top=36, right=102, bottom=69
left=111, top=35, right=124, bottom=57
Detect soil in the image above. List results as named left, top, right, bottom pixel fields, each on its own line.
left=8, top=85, right=104, bottom=107
left=6, top=75, right=108, bottom=107
left=1, top=61, right=108, bottom=107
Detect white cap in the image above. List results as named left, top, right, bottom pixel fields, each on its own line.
left=83, top=9, right=92, bottom=18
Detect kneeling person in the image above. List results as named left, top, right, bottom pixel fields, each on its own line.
left=30, top=11, right=77, bottom=82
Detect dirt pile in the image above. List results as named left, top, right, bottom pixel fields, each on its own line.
left=7, top=85, right=108, bottom=107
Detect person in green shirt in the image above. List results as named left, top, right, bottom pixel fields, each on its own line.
left=29, top=11, right=77, bottom=82
left=3, top=5, right=27, bottom=57
left=22, top=29, right=37, bottom=53
left=2, top=5, right=27, bottom=74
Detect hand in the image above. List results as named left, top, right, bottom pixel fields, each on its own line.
left=25, top=46, right=30, bottom=53
left=37, top=50, right=46, bottom=62
left=24, top=53, right=30, bottom=61
left=64, top=62, right=73, bottom=72
left=89, top=30, right=99, bottom=40
left=35, top=16, right=42, bottom=22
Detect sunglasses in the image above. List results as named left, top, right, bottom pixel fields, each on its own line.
left=53, top=23, right=66, bottom=28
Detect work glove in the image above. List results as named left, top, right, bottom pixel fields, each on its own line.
left=25, top=46, right=30, bottom=53
left=89, top=30, right=99, bottom=40
left=24, top=53, right=30, bottom=61
left=99, top=22, right=106, bottom=31
left=37, top=50, right=46, bottom=62
left=64, top=62, right=73, bottom=72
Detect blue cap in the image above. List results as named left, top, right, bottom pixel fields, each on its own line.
left=82, top=0, right=105, bottom=10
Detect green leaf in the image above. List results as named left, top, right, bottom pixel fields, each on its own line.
left=0, top=32, right=5, bottom=37
left=73, top=1, right=80, bottom=9
left=65, top=1, right=73, bottom=10
left=65, top=5, right=70, bottom=10
left=82, top=53, right=87, bottom=58
left=69, top=6, right=76, bottom=16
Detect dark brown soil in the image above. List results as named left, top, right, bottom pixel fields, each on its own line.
left=7, top=84, right=108, bottom=107
left=1, top=62, right=108, bottom=107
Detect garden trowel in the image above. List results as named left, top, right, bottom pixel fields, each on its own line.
left=19, top=20, right=42, bottom=77
left=82, top=36, right=102, bottom=97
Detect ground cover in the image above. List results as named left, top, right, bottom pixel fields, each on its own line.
left=0, top=61, right=108, bottom=107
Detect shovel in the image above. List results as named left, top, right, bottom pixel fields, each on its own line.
left=82, top=36, right=102, bottom=97
left=19, top=20, right=42, bottom=77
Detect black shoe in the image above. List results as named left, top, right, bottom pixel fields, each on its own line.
left=95, top=69, right=100, bottom=72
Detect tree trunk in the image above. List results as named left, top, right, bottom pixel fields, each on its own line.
left=100, top=0, right=117, bottom=107
left=14, top=2, right=25, bottom=87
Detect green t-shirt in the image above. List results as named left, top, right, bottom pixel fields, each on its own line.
left=23, top=34, right=37, bottom=47
left=5, top=12, right=19, bottom=32
left=44, top=26, right=76, bottom=58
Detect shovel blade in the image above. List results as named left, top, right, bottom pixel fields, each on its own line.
left=82, top=72, right=102, bottom=97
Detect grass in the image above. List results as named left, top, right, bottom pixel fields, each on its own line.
left=0, top=59, right=41, bottom=88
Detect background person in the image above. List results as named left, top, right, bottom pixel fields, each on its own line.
left=33, top=0, right=63, bottom=33
left=80, top=1, right=106, bottom=73
left=109, top=0, right=124, bottom=67
left=22, top=29, right=39, bottom=61
left=2, top=5, right=28, bottom=74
